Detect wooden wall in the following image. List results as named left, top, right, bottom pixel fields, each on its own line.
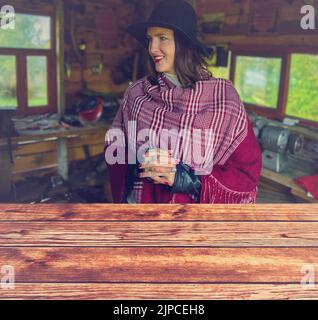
left=194, top=0, right=318, bottom=47
left=6, top=0, right=318, bottom=202
left=10, top=0, right=318, bottom=110
left=63, top=0, right=141, bottom=107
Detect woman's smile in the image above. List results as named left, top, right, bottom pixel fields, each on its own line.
left=147, top=26, right=176, bottom=75
left=153, top=55, right=164, bottom=63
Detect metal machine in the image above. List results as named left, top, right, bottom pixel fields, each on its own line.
left=252, top=117, right=303, bottom=173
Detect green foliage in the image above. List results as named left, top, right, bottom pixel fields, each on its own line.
left=286, top=54, right=318, bottom=122
left=232, top=54, right=318, bottom=123
left=0, top=55, right=17, bottom=108
left=0, top=12, right=50, bottom=109
left=234, top=56, right=282, bottom=109
left=0, top=13, right=50, bottom=49
left=206, top=51, right=231, bottom=80
left=208, top=65, right=230, bottom=80
left=27, top=56, right=48, bottom=106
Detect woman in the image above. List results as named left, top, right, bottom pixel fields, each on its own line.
left=104, top=0, right=262, bottom=204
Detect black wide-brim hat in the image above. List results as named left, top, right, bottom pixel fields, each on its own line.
left=126, top=0, right=213, bottom=58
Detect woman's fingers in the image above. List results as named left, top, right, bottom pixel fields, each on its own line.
left=143, top=155, right=175, bottom=165
left=152, top=176, right=169, bottom=185
left=139, top=170, right=170, bottom=178
left=141, top=163, right=176, bottom=171
left=143, top=148, right=176, bottom=165
left=140, top=148, right=177, bottom=186
left=145, top=148, right=171, bottom=156
left=139, top=171, right=175, bottom=187
left=143, top=154, right=177, bottom=165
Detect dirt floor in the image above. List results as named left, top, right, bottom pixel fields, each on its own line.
left=9, top=154, right=109, bottom=203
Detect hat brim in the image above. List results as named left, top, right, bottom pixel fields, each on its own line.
left=127, top=21, right=213, bottom=58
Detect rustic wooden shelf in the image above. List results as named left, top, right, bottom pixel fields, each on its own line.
left=0, top=122, right=111, bottom=184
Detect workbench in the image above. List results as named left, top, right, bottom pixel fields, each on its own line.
left=0, top=120, right=316, bottom=203
left=0, top=121, right=111, bottom=182
left=0, top=203, right=317, bottom=299
left=261, top=168, right=318, bottom=203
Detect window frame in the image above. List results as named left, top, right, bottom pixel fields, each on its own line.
left=230, top=45, right=318, bottom=128
left=0, top=8, right=57, bottom=115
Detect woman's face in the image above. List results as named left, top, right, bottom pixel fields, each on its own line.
left=147, top=27, right=176, bottom=75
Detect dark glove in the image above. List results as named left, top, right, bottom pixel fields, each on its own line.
left=171, top=162, right=201, bottom=200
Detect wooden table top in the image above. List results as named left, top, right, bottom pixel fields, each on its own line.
left=0, top=121, right=111, bottom=146
left=0, top=203, right=318, bottom=300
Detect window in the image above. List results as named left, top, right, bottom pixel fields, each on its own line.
left=0, top=12, right=56, bottom=114
left=230, top=47, right=318, bottom=127
left=0, top=55, right=17, bottom=109
left=0, top=13, right=51, bottom=49
left=234, top=56, right=282, bottom=109
left=286, top=53, right=318, bottom=122
left=206, top=50, right=231, bottom=80
left=27, top=56, right=48, bottom=107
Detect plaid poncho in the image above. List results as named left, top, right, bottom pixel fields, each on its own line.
left=105, top=73, right=262, bottom=203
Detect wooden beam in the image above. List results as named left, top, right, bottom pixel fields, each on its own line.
left=1, top=283, right=317, bottom=300
left=0, top=247, right=317, bottom=283
left=0, top=203, right=318, bottom=221
left=0, top=221, right=318, bottom=247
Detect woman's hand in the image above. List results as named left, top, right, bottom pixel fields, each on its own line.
left=139, top=148, right=177, bottom=186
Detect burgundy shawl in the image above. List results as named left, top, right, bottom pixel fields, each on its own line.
left=105, top=73, right=262, bottom=203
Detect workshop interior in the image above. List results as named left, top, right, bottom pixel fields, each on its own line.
left=0, top=0, right=317, bottom=204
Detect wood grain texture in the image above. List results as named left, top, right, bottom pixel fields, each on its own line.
left=0, top=283, right=317, bottom=300
left=0, top=247, right=317, bottom=283
left=1, top=204, right=318, bottom=221
left=261, top=169, right=318, bottom=203
left=1, top=204, right=317, bottom=299
left=0, top=221, right=318, bottom=247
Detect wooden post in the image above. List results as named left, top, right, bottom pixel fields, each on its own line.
left=0, top=145, right=12, bottom=201
left=56, top=0, right=65, bottom=115
left=56, top=0, right=69, bottom=180
left=57, top=138, right=68, bottom=180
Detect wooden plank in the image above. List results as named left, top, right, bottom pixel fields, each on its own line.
left=1, top=204, right=318, bottom=221
left=202, top=34, right=318, bottom=47
left=67, top=143, right=104, bottom=161
left=0, top=247, right=317, bottom=283
left=67, top=129, right=106, bottom=148
left=13, top=128, right=105, bottom=157
left=0, top=221, right=318, bottom=247
left=14, top=140, right=58, bottom=156
left=291, top=189, right=317, bottom=203
left=262, top=168, right=304, bottom=192
left=0, top=123, right=110, bottom=146
left=257, top=187, right=296, bottom=204
left=12, top=143, right=104, bottom=174
left=13, top=151, right=57, bottom=174
left=0, top=283, right=317, bottom=300
left=261, top=168, right=318, bottom=203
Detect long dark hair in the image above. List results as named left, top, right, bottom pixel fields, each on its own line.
left=147, top=29, right=212, bottom=88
